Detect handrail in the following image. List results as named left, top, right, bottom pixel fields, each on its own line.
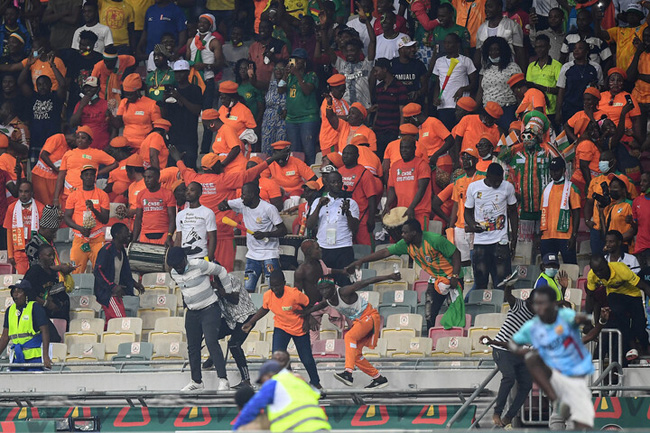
left=591, top=362, right=623, bottom=387
left=469, top=395, right=498, bottom=430
left=446, top=366, right=499, bottom=429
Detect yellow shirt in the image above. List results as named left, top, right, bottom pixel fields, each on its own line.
left=99, top=0, right=135, bottom=46
left=587, top=261, right=642, bottom=298
left=125, top=0, right=154, bottom=31
left=607, top=23, right=648, bottom=69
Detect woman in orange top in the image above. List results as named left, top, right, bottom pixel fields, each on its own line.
left=111, top=73, right=162, bottom=148
left=564, top=87, right=603, bottom=142
left=597, top=176, right=635, bottom=250
left=32, top=133, right=74, bottom=205
left=139, top=118, right=171, bottom=169
left=570, top=119, right=602, bottom=194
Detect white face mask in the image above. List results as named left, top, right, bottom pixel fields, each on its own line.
left=554, top=176, right=565, bottom=184
left=545, top=268, right=558, bottom=278
left=489, top=56, right=500, bottom=64
left=598, top=161, right=610, bottom=173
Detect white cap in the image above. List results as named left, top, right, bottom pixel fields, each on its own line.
left=397, top=35, right=416, bottom=49
left=84, top=76, right=99, bottom=87
left=626, top=3, right=644, bottom=14
left=172, top=60, right=190, bottom=71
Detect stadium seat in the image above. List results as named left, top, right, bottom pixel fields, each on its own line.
left=378, top=304, right=411, bottom=318
left=141, top=273, right=174, bottom=288
left=428, top=220, right=443, bottom=234
left=152, top=340, right=188, bottom=360
left=49, top=343, right=67, bottom=362
left=413, top=280, right=428, bottom=302
left=102, top=332, right=136, bottom=357
left=378, top=289, right=417, bottom=313
left=434, top=314, right=472, bottom=333
left=148, top=332, right=183, bottom=350
left=69, top=294, right=101, bottom=315
left=279, top=244, right=296, bottom=257
left=0, top=290, right=12, bottom=313
left=320, top=314, right=341, bottom=333
left=468, top=327, right=500, bottom=350
left=467, top=289, right=505, bottom=306
left=312, top=339, right=345, bottom=358
left=383, top=313, right=423, bottom=335
left=512, top=288, right=533, bottom=301
left=72, top=274, right=95, bottom=290
left=55, top=228, right=73, bottom=243
left=0, top=264, right=11, bottom=275
left=353, top=244, right=372, bottom=260
left=249, top=316, right=268, bottom=341
left=397, top=268, right=417, bottom=286
left=391, top=337, right=433, bottom=357
left=362, top=338, right=387, bottom=358
left=431, top=336, right=471, bottom=356
left=153, top=317, right=185, bottom=334
left=375, top=281, right=409, bottom=297
left=140, top=293, right=177, bottom=312
left=369, top=258, right=402, bottom=274
left=563, top=288, right=583, bottom=311
left=514, top=265, right=537, bottom=289
left=465, top=303, right=498, bottom=320
left=107, top=317, right=143, bottom=341
left=116, top=342, right=154, bottom=359
left=0, top=274, right=23, bottom=289
left=358, top=290, right=380, bottom=308
left=360, top=268, right=377, bottom=280
left=243, top=341, right=270, bottom=359
left=428, top=327, right=464, bottom=349
left=69, top=318, right=104, bottom=335
left=137, top=309, right=171, bottom=336
left=381, top=328, right=416, bottom=342
left=319, top=329, right=338, bottom=340
left=122, top=296, right=141, bottom=317
left=282, top=270, right=294, bottom=286
left=64, top=333, right=99, bottom=347
left=70, top=310, right=96, bottom=321
left=68, top=342, right=106, bottom=360
left=473, top=313, right=507, bottom=328
left=560, top=264, right=580, bottom=283
left=250, top=293, right=264, bottom=309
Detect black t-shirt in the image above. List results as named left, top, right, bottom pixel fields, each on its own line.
left=24, top=263, right=70, bottom=321
left=30, top=92, right=63, bottom=149
left=3, top=301, right=48, bottom=330
left=165, top=83, right=202, bottom=149
left=390, top=58, right=427, bottom=93
left=60, top=49, right=102, bottom=110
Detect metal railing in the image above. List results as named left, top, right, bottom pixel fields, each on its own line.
left=446, top=366, right=499, bottom=429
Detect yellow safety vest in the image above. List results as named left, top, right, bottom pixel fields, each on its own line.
left=536, top=273, right=562, bottom=301
left=7, top=302, right=42, bottom=361
left=267, top=371, right=331, bottom=432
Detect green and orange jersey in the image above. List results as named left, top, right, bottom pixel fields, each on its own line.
left=387, top=232, right=459, bottom=280
left=506, top=146, right=555, bottom=220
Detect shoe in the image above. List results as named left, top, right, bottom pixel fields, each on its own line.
left=181, top=380, right=204, bottom=392
left=217, top=378, right=230, bottom=391
left=333, top=371, right=353, bottom=386
left=231, top=380, right=251, bottom=390
left=202, top=358, right=214, bottom=369
left=313, top=383, right=326, bottom=399
left=365, top=376, right=388, bottom=389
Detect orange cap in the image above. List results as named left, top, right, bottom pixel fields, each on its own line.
left=201, top=153, right=225, bottom=168
left=507, top=73, right=525, bottom=88
left=76, top=125, right=94, bottom=141
left=350, top=102, right=367, bottom=119
left=271, top=140, right=291, bottom=150
left=202, top=109, right=219, bottom=121
left=350, top=134, right=369, bottom=146
left=0, top=134, right=8, bottom=149
left=81, top=164, right=97, bottom=172
left=461, top=147, right=479, bottom=158
left=457, top=97, right=477, bottom=112
left=327, top=74, right=346, bottom=87
left=607, top=67, right=627, bottom=80
left=303, top=181, right=320, bottom=190
left=219, top=80, right=239, bottom=93
left=326, top=152, right=343, bottom=168
left=402, top=102, right=422, bottom=117
left=124, top=153, right=144, bottom=167
left=584, top=87, right=601, bottom=100
left=153, top=118, right=171, bottom=131
left=399, top=123, right=419, bottom=135
left=122, top=73, right=142, bottom=92
left=110, top=136, right=130, bottom=148
left=484, top=101, right=503, bottom=119
left=170, top=179, right=184, bottom=192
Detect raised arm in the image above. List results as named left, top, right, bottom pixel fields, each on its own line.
left=339, top=272, right=401, bottom=297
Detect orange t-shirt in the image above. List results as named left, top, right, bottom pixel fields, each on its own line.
left=567, top=110, right=604, bottom=137
left=435, top=183, right=454, bottom=224
left=21, top=57, right=67, bottom=91
left=383, top=139, right=427, bottom=164
left=108, top=161, right=131, bottom=200
left=212, top=123, right=248, bottom=174
left=3, top=200, right=45, bottom=252
left=388, top=158, right=432, bottom=216
left=603, top=200, right=633, bottom=246
left=516, top=88, right=547, bottom=115
left=262, top=285, right=309, bottom=336
left=139, top=132, right=169, bottom=169
left=451, top=114, right=501, bottom=153
left=419, top=117, right=452, bottom=167
left=541, top=182, right=582, bottom=240
left=339, top=164, right=380, bottom=219
left=160, top=167, right=180, bottom=190
left=65, top=187, right=110, bottom=238
left=218, top=102, right=257, bottom=136
left=116, top=96, right=162, bottom=147
left=598, top=91, right=641, bottom=130
left=451, top=171, right=486, bottom=228
left=587, top=173, right=638, bottom=230
left=91, top=55, right=137, bottom=102
left=452, top=0, right=486, bottom=47
left=266, top=157, right=316, bottom=197
left=0, top=153, right=16, bottom=181
left=60, top=148, right=115, bottom=196
left=128, top=178, right=145, bottom=209
left=136, top=187, right=175, bottom=237
left=259, top=177, right=282, bottom=202
left=32, top=133, right=70, bottom=180
left=319, top=98, right=350, bottom=154
left=571, top=140, right=600, bottom=186
left=337, top=120, right=377, bottom=152
left=632, top=52, right=650, bottom=104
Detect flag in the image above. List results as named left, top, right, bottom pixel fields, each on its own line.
left=550, top=130, right=576, bottom=162
left=498, top=131, right=519, bottom=149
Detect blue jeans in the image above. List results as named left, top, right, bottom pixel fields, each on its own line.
left=285, top=120, right=319, bottom=165
left=272, top=327, right=320, bottom=386
left=540, top=238, right=577, bottom=264
left=244, top=257, right=280, bottom=292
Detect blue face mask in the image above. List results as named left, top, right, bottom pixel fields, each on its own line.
left=598, top=161, right=610, bottom=173
left=545, top=268, right=559, bottom=278
left=489, top=56, right=500, bottom=64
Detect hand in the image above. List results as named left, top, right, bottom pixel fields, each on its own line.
left=345, top=261, right=360, bottom=274
left=168, top=145, right=184, bottom=162
left=368, top=104, right=378, bottom=113
left=26, top=54, right=37, bottom=67
left=323, top=93, right=333, bottom=105
left=217, top=201, right=230, bottom=211
left=134, top=282, right=145, bottom=295
left=355, top=1, right=366, bottom=17
left=429, top=154, right=439, bottom=167
left=449, top=276, right=459, bottom=289
left=60, top=263, right=77, bottom=274
left=403, top=207, right=415, bottom=220
left=8, top=258, right=15, bottom=268
left=557, top=270, right=569, bottom=289
left=241, top=321, right=253, bottom=333
left=622, top=98, right=635, bottom=114
left=47, top=52, right=55, bottom=65
left=253, top=231, right=267, bottom=240
left=625, top=214, right=634, bottom=224
left=247, top=64, right=255, bottom=79
left=309, top=316, right=319, bottom=331
left=164, top=235, right=173, bottom=248
left=112, top=285, right=126, bottom=298
left=79, top=227, right=91, bottom=238
left=568, top=235, right=576, bottom=252
left=585, top=219, right=596, bottom=230
left=600, top=306, right=611, bottom=323
left=43, top=355, right=52, bottom=370
left=453, top=88, right=465, bottom=101
left=318, top=197, right=330, bottom=207
left=633, top=36, right=643, bottom=50
left=432, top=96, right=441, bottom=107
left=479, top=335, right=493, bottom=346
left=391, top=272, right=401, bottom=281
left=85, top=200, right=96, bottom=211
left=269, top=147, right=290, bottom=163
left=341, top=198, right=350, bottom=215
left=366, top=219, right=375, bottom=235
left=529, top=11, right=538, bottom=26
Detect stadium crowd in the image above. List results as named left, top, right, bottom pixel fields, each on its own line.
left=0, top=0, right=649, bottom=427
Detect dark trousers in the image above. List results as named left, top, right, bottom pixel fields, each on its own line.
left=607, top=293, right=648, bottom=355
left=321, top=246, right=354, bottom=286
left=272, top=327, right=320, bottom=386
left=437, top=108, right=456, bottom=132
left=200, top=80, right=216, bottom=154
left=218, top=314, right=253, bottom=382
left=426, top=283, right=450, bottom=329
left=590, top=228, right=605, bottom=256
left=540, top=238, right=577, bottom=264
left=493, top=349, right=533, bottom=419
left=186, top=303, right=227, bottom=383
left=473, top=243, right=512, bottom=290
left=375, top=129, right=398, bottom=158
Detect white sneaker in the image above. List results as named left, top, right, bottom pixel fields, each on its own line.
left=217, top=378, right=230, bottom=391
left=181, top=380, right=204, bottom=392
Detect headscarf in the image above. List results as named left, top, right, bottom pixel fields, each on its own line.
left=40, top=205, right=62, bottom=229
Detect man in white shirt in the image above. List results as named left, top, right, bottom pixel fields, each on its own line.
left=175, top=182, right=217, bottom=261
left=218, top=182, right=287, bottom=292
left=464, top=163, right=519, bottom=290
left=475, top=0, right=526, bottom=71
left=605, top=230, right=640, bottom=274
left=71, top=1, right=114, bottom=53
left=375, top=13, right=408, bottom=60
left=306, top=171, right=360, bottom=284
left=346, top=0, right=376, bottom=55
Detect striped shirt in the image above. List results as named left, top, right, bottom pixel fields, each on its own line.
left=219, top=275, right=257, bottom=329
left=560, top=31, right=612, bottom=65
left=374, top=79, right=408, bottom=132
left=509, top=147, right=553, bottom=220
left=492, top=298, right=534, bottom=351
left=170, top=259, right=232, bottom=310
left=387, top=232, right=458, bottom=279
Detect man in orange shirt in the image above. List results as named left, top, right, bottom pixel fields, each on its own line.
left=105, top=137, right=136, bottom=202
left=323, top=98, right=378, bottom=152
left=402, top=102, right=455, bottom=173
left=4, top=181, right=44, bottom=273
left=349, top=134, right=383, bottom=180
left=53, top=126, right=117, bottom=210
left=340, top=144, right=380, bottom=246
left=0, top=134, right=26, bottom=182
left=139, top=118, right=171, bottom=169
left=452, top=101, right=502, bottom=158
left=18, top=38, right=67, bottom=92
left=508, top=73, right=547, bottom=117
left=168, top=145, right=289, bottom=271
left=217, top=81, right=257, bottom=136
left=133, top=167, right=176, bottom=247
left=541, top=157, right=582, bottom=264
left=382, top=124, right=427, bottom=183
left=202, top=108, right=248, bottom=175
left=90, top=46, right=137, bottom=103
left=246, top=157, right=283, bottom=211
left=319, top=74, right=350, bottom=155
left=266, top=141, right=317, bottom=199
left=386, top=136, right=432, bottom=227
left=63, top=165, right=110, bottom=273
left=32, top=133, right=74, bottom=205
left=125, top=154, right=146, bottom=212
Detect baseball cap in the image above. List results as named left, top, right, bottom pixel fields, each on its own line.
left=549, top=157, right=566, bottom=171
left=173, top=60, right=190, bottom=71
left=81, top=164, right=97, bottom=172
left=84, top=76, right=99, bottom=87
left=397, top=35, right=416, bottom=49
left=291, top=48, right=309, bottom=59
left=9, top=279, right=31, bottom=292
left=542, top=253, right=560, bottom=266
left=166, top=246, right=186, bottom=267
left=256, top=360, right=283, bottom=383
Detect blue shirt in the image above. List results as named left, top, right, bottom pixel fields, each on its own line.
left=513, top=308, right=594, bottom=377
left=233, top=378, right=277, bottom=430
left=143, top=3, right=187, bottom=54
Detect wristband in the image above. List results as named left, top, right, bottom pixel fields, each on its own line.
left=167, top=232, right=174, bottom=237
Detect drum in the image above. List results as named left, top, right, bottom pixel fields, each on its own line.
left=127, top=242, right=168, bottom=273
left=382, top=207, right=408, bottom=242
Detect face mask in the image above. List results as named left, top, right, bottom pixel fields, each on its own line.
left=545, top=268, right=558, bottom=278
left=598, top=161, right=610, bottom=173
left=554, top=176, right=565, bottom=184
left=32, top=50, right=39, bottom=58
left=489, top=56, right=500, bottom=63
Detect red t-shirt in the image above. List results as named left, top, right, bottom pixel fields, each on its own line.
left=388, top=158, right=432, bottom=216
left=137, top=187, right=175, bottom=236
left=633, top=194, right=650, bottom=254
left=74, top=99, right=110, bottom=150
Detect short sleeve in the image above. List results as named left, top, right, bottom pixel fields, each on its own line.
left=451, top=116, right=468, bottom=137
left=511, top=21, right=524, bottom=47
left=560, top=38, right=569, bottom=54
left=615, top=262, right=640, bottom=286
left=587, top=178, right=598, bottom=200
left=99, top=150, right=116, bottom=166
left=298, top=160, right=316, bottom=180
left=569, top=184, right=582, bottom=209
left=116, top=99, right=127, bottom=116
left=205, top=209, right=217, bottom=231
left=164, top=190, right=175, bottom=207
left=175, top=7, right=187, bottom=33
left=308, top=198, right=320, bottom=215
left=428, top=233, right=457, bottom=258
left=31, top=303, right=49, bottom=329
left=348, top=199, right=360, bottom=218
left=175, top=211, right=182, bottom=231
left=295, top=289, right=310, bottom=306
left=416, top=160, right=431, bottom=179
left=506, top=182, right=517, bottom=205
left=576, top=140, right=595, bottom=164
left=268, top=204, right=283, bottom=226
left=262, top=290, right=272, bottom=309
left=432, top=58, right=444, bottom=78
left=99, top=191, right=110, bottom=209
left=512, top=320, right=533, bottom=345
left=65, top=192, right=77, bottom=211
left=558, top=306, right=577, bottom=327
left=228, top=198, right=245, bottom=214
left=556, top=63, right=568, bottom=88
left=60, top=151, right=71, bottom=171
left=439, top=183, right=453, bottom=202
left=387, top=239, right=408, bottom=256
left=586, top=270, right=597, bottom=291
left=464, top=183, right=476, bottom=208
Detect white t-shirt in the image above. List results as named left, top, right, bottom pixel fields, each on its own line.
left=433, top=54, right=476, bottom=109
left=71, top=23, right=114, bottom=53
left=309, top=194, right=360, bottom=249
left=465, top=179, right=517, bottom=245
left=376, top=32, right=408, bottom=60
left=228, top=198, right=283, bottom=261
left=346, top=16, right=376, bottom=55
left=476, top=17, right=524, bottom=53
left=176, top=205, right=217, bottom=260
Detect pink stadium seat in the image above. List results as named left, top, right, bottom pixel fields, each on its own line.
left=51, top=319, right=68, bottom=343
left=435, top=314, right=472, bottom=333
left=413, top=281, right=428, bottom=302
left=312, top=339, right=345, bottom=358
left=419, top=270, right=429, bottom=281
left=0, top=264, right=13, bottom=274
left=428, top=327, right=464, bottom=349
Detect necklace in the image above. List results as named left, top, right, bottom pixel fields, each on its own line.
left=153, top=69, right=170, bottom=95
